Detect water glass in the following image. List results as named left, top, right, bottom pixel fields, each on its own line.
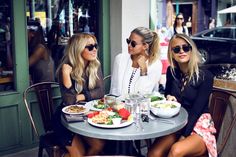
left=139, top=97, right=151, bottom=117
left=104, top=95, right=116, bottom=108
left=125, top=97, right=136, bottom=115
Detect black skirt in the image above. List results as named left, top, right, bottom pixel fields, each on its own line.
left=52, top=105, right=75, bottom=146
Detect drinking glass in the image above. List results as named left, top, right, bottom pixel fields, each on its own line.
left=104, top=95, right=116, bottom=108
left=139, top=97, right=151, bottom=117
left=127, top=94, right=144, bottom=131
left=125, top=97, right=136, bottom=115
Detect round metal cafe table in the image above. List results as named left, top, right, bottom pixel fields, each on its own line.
left=61, top=107, right=188, bottom=140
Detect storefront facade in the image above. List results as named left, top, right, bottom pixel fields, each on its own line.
left=156, top=0, right=218, bottom=35
left=0, top=0, right=110, bottom=155
left=0, top=0, right=152, bottom=155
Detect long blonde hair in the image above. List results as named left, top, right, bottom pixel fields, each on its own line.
left=167, top=33, right=201, bottom=82
left=131, top=27, right=160, bottom=64
left=57, top=33, right=100, bottom=92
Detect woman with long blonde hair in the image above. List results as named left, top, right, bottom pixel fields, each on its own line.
left=148, top=34, right=217, bottom=157
left=110, top=27, right=162, bottom=96
left=53, top=33, right=105, bottom=157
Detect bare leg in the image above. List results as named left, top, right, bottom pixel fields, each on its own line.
left=148, top=133, right=178, bottom=157
left=168, top=134, right=207, bottom=157
left=84, top=137, right=105, bottom=156
left=65, top=135, right=85, bottom=157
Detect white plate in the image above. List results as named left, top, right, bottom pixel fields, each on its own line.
left=87, top=118, right=133, bottom=128
left=85, top=100, right=108, bottom=111
left=62, top=105, right=89, bottom=115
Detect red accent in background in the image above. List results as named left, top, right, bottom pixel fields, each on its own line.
left=160, top=42, right=169, bottom=46
left=161, top=60, right=169, bottom=74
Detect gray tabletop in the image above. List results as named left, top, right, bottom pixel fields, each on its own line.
left=61, top=108, right=188, bottom=140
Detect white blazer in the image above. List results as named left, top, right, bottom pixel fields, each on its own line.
left=110, top=53, right=162, bottom=96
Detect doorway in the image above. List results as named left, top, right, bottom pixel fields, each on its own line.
left=173, top=3, right=193, bottom=35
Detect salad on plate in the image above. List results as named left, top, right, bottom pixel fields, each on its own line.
left=87, top=108, right=133, bottom=128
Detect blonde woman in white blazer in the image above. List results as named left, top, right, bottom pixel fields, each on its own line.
left=110, top=27, right=162, bottom=96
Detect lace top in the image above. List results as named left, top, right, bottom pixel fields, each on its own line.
left=59, top=66, right=105, bottom=106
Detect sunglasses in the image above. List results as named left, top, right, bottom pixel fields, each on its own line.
left=176, top=17, right=183, bottom=20
left=172, top=44, right=191, bottom=54
left=85, top=44, right=98, bottom=51
left=126, top=38, right=143, bottom=48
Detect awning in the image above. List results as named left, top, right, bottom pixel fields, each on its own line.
left=218, top=5, right=236, bottom=14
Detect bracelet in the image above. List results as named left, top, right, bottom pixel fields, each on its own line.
left=140, top=71, right=147, bottom=76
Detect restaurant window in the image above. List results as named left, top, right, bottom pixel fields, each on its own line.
left=0, top=0, right=14, bottom=92
left=26, top=0, right=99, bottom=81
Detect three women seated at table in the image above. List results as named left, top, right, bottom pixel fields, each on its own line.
left=53, top=33, right=105, bottom=157
left=53, top=27, right=217, bottom=157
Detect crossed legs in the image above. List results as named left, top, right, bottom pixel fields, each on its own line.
left=148, top=133, right=207, bottom=157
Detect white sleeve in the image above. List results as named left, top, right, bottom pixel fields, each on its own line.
left=185, top=26, right=189, bottom=36
left=109, top=54, right=121, bottom=96
left=134, top=59, right=163, bottom=94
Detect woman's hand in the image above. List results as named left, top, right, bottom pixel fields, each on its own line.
left=76, top=94, right=85, bottom=102
left=62, top=64, right=72, bottom=75
left=137, top=55, right=148, bottom=75
left=166, top=95, right=177, bottom=101
left=62, top=64, right=73, bottom=88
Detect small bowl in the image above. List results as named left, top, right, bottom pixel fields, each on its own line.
left=112, top=118, right=122, bottom=125
left=150, top=101, right=181, bottom=118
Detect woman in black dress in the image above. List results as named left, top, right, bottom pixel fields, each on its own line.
left=148, top=34, right=217, bottom=157
left=54, top=33, right=105, bottom=157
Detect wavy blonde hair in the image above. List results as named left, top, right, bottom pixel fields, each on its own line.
left=57, top=33, right=100, bottom=91
left=167, top=33, right=201, bottom=82
left=131, top=27, right=160, bottom=64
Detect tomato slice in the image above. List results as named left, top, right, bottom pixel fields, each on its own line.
left=93, top=111, right=100, bottom=115
left=107, top=107, right=113, bottom=111
left=87, top=113, right=94, bottom=118
left=118, top=108, right=130, bottom=120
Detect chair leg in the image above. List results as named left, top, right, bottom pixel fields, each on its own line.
left=38, top=146, right=43, bottom=157
left=134, top=140, right=142, bottom=156
left=145, top=139, right=152, bottom=148
left=52, top=146, right=61, bottom=157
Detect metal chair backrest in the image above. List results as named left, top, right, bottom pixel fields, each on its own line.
left=103, top=75, right=111, bottom=94
left=23, top=81, right=59, bottom=137
left=209, top=88, right=236, bottom=154
left=208, top=88, right=236, bottom=139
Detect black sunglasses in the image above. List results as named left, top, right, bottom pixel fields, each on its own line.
left=176, top=17, right=183, bottom=20
left=126, top=38, right=143, bottom=48
left=85, top=44, right=98, bottom=51
left=172, top=44, right=191, bottom=54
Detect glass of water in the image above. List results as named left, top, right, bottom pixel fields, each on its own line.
left=139, top=97, right=151, bottom=117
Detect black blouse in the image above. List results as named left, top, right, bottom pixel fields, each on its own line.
left=59, top=66, right=105, bottom=106
left=165, top=66, right=214, bottom=137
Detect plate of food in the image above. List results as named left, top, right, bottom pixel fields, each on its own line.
left=62, top=105, right=89, bottom=115
left=85, top=98, right=108, bottom=111
left=87, top=108, right=133, bottom=128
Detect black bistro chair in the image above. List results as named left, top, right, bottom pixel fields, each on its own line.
left=23, top=81, right=62, bottom=157
left=103, top=75, right=111, bottom=94
left=208, top=88, right=236, bottom=155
